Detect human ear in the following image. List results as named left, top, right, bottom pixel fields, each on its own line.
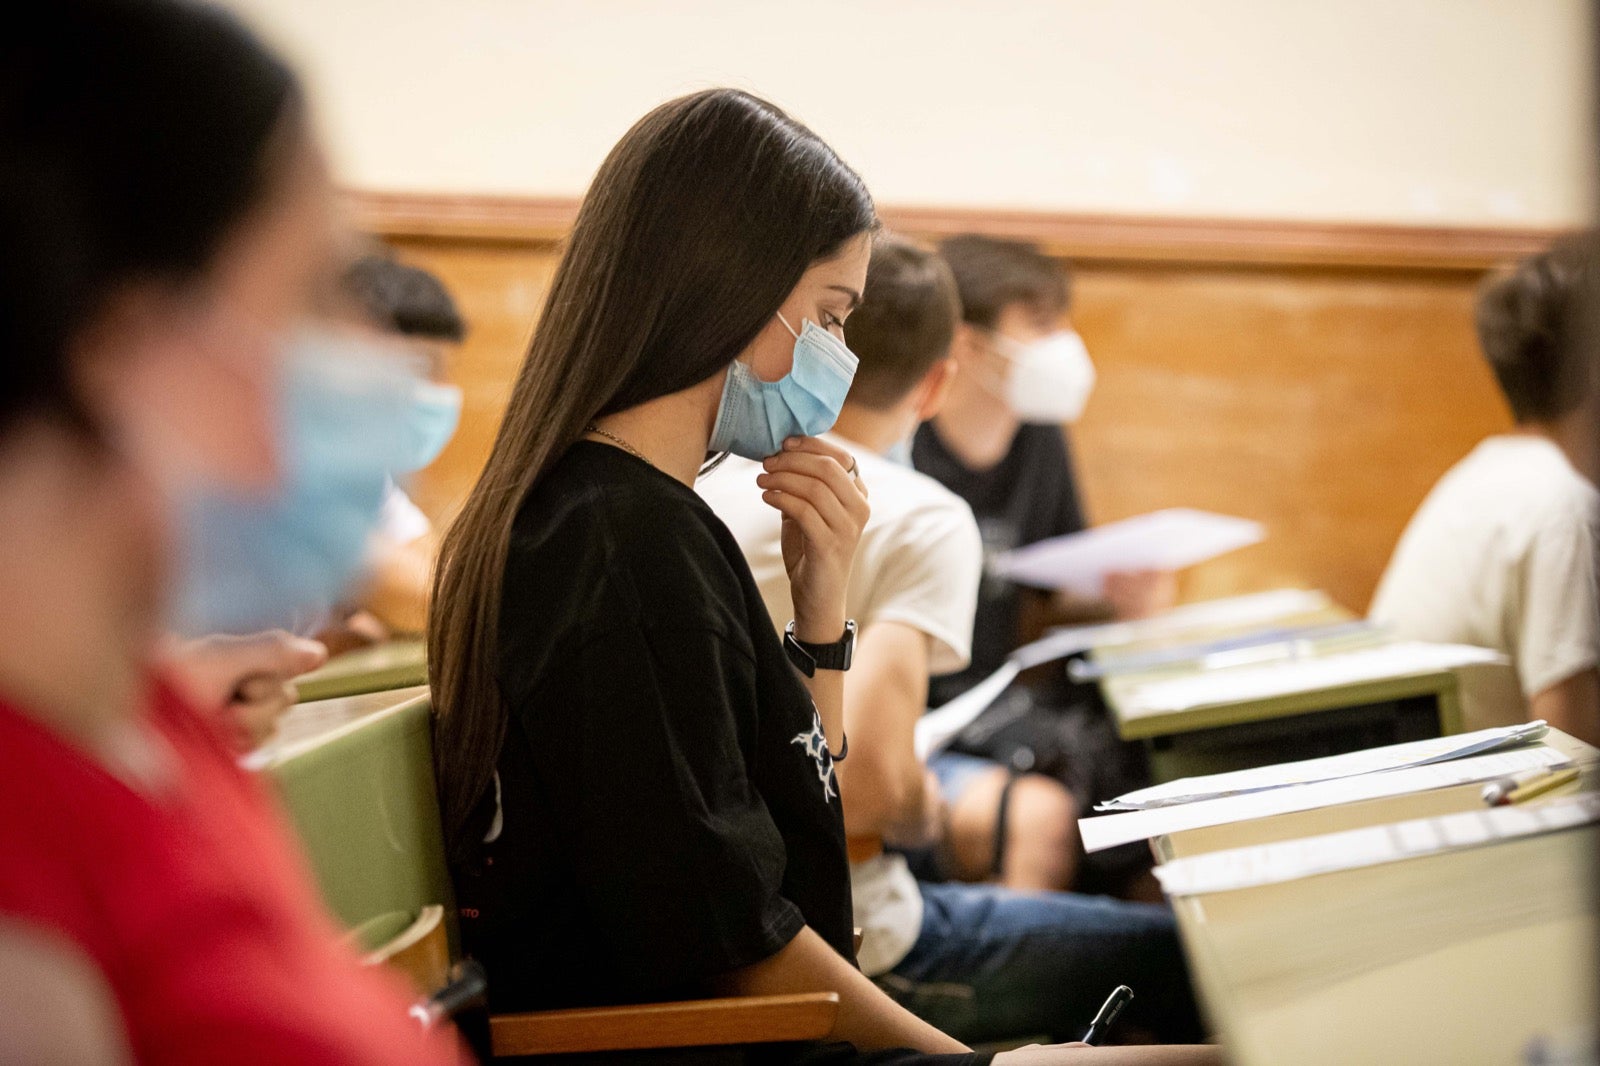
left=913, top=357, right=959, bottom=422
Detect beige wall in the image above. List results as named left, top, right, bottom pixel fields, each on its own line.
left=231, top=0, right=1593, bottom=226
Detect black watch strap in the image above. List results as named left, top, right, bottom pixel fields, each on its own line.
left=783, top=620, right=857, bottom=678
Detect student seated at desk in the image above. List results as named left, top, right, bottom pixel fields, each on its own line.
left=1371, top=236, right=1600, bottom=745
left=911, top=236, right=1170, bottom=897
left=330, top=253, right=466, bottom=643
left=0, top=2, right=461, bottom=1062
left=699, top=236, right=1203, bottom=1045
left=429, top=88, right=1216, bottom=1066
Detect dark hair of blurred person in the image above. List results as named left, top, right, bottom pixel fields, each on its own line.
left=839, top=235, right=962, bottom=410
left=937, top=233, right=1070, bottom=331
left=0, top=2, right=461, bottom=1062
left=344, top=252, right=468, bottom=345
left=1475, top=233, right=1598, bottom=425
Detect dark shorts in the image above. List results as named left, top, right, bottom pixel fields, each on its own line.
left=910, top=684, right=1156, bottom=895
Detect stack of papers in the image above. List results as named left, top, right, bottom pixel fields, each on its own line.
left=1077, top=744, right=1571, bottom=853
left=1070, top=619, right=1383, bottom=682
left=1154, top=790, right=1600, bottom=896
left=1100, top=720, right=1549, bottom=810
left=993, top=509, right=1265, bottom=594
left=912, top=588, right=1336, bottom=760
left=1114, top=641, right=1507, bottom=721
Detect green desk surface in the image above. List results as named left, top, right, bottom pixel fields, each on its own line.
left=259, top=688, right=454, bottom=938
left=294, top=639, right=427, bottom=703
left=247, top=684, right=430, bottom=771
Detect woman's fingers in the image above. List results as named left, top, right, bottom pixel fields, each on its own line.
left=761, top=489, right=832, bottom=549
left=780, top=434, right=856, bottom=469
left=763, top=447, right=868, bottom=523
left=220, top=673, right=298, bottom=750
left=755, top=470, right=853, bottom=537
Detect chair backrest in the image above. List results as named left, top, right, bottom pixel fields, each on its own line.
left=268, top=692, right=456, bottom=948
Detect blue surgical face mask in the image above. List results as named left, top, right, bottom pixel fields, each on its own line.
left=170, top=329, right=431, bottom=636
left=400, top=380, right=463, bottom=472
left=707, top=312, right=859, bottom=460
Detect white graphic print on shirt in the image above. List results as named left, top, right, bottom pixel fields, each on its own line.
left=791, top=707, right=837, bottom=802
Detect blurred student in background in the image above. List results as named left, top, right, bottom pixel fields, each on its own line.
left=701, top=235, right=1203, bottom=1046
left=431, top=88, right=1215, bottom=1065
left=912, top=237, right=1168, bottom=898
left=315, top=252, right=466, bottom=653
left=1371, top=236, right=1600, bottom=745
left=0, top=1, right=462, bottom=1061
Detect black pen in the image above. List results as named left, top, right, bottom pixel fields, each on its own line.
left=1080, top=985, right=1134, bottom=1045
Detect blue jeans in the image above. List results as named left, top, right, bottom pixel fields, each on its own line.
left=874, top=882, right=1204, bottom=1046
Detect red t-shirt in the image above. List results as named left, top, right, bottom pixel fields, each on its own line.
left=0, top=681, right=462, bottom=1065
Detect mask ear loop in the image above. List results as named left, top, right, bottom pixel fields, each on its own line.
left=967, top=329, right=1019, bottom=405
left=775, top=311, right=802, bottom=339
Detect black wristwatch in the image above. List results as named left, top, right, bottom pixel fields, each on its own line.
left=783, top=619, right=857, bottom=678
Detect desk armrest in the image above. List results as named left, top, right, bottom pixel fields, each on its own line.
left=490, top=992, right=840, bottom=1056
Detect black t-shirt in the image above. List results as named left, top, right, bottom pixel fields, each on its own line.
left=912, top=422, right=1087, bottom=706
left=453, top=441, right=855, bottom=1014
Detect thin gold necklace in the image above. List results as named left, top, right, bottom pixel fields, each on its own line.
left=584, top=424, right=655, bottom=469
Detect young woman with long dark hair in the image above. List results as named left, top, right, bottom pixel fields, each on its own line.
left=430, top=88, right=1216, bottom=1066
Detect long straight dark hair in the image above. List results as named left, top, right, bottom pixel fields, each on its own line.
left=428, top=89, right=877, bottom=857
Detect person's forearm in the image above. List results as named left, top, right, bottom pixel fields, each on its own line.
left=1530, top=668, right=1600, bottom=747
left=717, top=926, right=968, bottom=1055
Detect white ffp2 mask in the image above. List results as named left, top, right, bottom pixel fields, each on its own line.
left=994, top=330, right=1097, bottom=424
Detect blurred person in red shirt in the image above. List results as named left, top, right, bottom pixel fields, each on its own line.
left=0, top=1, right=464, bottom=1062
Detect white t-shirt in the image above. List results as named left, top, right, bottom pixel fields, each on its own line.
left=698, top=436, right=983, bottom=675
left=697, top=434, right=984, bottom=976
left=376, top=480, right=432, bottom=546
left=1370, top=435, right=1600, bottom=724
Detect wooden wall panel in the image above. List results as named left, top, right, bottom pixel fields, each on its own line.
left=384, top=239, right=558, bottom=526
left=372, top=197, right=1537, bottom=614
left=1069, top=265, right=1509, bottom=612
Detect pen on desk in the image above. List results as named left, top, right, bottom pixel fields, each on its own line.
left=1482, top=765, right=1579, bottom=806
left=1079, top=985, right=1134, bottom=1046
left=1505, top=766, right=1581, bottom=805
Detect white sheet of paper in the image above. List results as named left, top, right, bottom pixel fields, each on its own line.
left=1021, top=589, right=1338, bottom=669
left=1114, top=641, right=1506, bottom=721
left=912, top=589, right=1334, bottom=763
left=914, top=659, right=1022, bottom=760
left=1077, top=744, right=1571, bottom=853
left=993, top=509, right=1265, bottom=594
left=1102, top=720, right=1549, bottom=810
left=1153, top=790, right=1600, bottom=896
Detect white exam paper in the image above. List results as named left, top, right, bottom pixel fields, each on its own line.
left=911, top=589, right=1335, bottom=762
left=1102, top=720, right=1549, bottom=810
left=993, top=509, right=1264, bottom=594
left=1115, top=641, right=1506, bottom=721
left=1077, top=744, right=1571, bottom=853
left=1153, top=789, right=1599, bottom=895
left=914, top=659, right=1023, bottom=760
